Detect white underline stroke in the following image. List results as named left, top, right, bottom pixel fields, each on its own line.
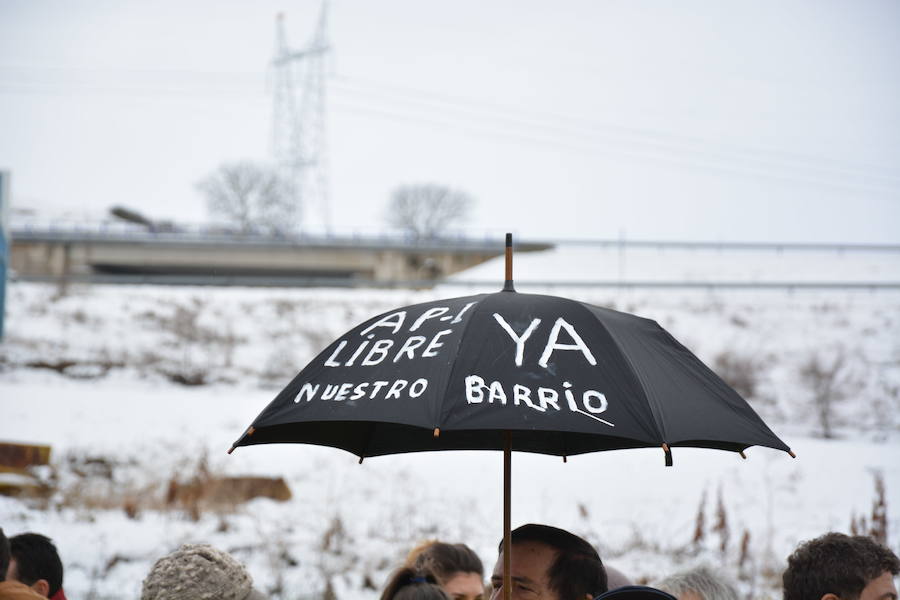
left=573, top=408, right=615, bottom=427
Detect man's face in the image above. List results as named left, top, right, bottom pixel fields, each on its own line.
left=858, top=571, right=898, bottom=600
left=490, top=541, right=560, bottom=600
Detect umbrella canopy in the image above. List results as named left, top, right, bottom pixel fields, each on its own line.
left=230, top=235, right=792, bottom=599
left=231, top=287, right=790, bottom=463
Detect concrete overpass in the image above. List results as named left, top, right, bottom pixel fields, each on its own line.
left=9, top=226, right=552, bottom=287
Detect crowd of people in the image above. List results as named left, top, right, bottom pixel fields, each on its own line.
left=0, top=524, right=897, bottom=600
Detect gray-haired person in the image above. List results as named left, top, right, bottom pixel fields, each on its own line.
left=141, top=544, right=266, bottom=600
left=655, top=566, right=738, bottom=600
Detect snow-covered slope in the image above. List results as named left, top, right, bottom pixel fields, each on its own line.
left=1, top=243, right=899, bottom=599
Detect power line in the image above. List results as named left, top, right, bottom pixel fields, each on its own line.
left=4, top=64, right=895, bottom=181
left=329, top=75, right=900, bottom=188
left=1, top=65, right=898, bottom=195
left=329, top=99, right=900, bottom=197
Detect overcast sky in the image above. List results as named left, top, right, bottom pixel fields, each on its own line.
left=1, top=0, right=898, bottom=243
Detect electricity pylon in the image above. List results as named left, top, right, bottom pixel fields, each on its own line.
left=271, top=3, right=330, bottom=232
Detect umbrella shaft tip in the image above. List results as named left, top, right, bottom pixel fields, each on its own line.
left=662, top=443, right=673, bottom=467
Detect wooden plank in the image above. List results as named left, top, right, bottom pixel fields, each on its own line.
left=0, top=442, right=51, bottom=470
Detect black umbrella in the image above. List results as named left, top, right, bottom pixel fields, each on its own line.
left=229, top=234, right=793, bottom=599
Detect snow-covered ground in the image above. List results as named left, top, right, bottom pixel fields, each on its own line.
left=1, top=244, right=899, bottom=599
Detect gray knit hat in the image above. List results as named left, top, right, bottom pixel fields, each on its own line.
left=141, top=543, right=267, bottom=600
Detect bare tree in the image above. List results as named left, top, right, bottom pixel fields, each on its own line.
left=714, top=350, right=764, bottom=402
left=196, top=161, right=296, bottom=234
left=799, top=352, right=852, bottom=439
left=385, top=184, right=473, bottom=240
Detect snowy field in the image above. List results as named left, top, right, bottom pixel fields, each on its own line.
left=1, top=245, right=899, bottom=599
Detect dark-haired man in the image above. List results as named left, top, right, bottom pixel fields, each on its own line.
left=490, top=523, right=607, bottom=600
left=783, top=532, right=899, bottom=600
left=0, top=529, right=8, bottom=585
left=0, top=529, right=44, bottom=600
left=6, top=534, right=65, bottom=600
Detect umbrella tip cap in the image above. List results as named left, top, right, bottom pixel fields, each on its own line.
left=227, top=446, right=235, bottom=455
left=503, top=232, right=515, bottom=291
left=433, top=427, right=440, bottom=438
left=788, top=449, right=797, bottom=458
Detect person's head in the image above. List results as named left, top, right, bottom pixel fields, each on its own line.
left=408, top=541, right=484, bottom=600
left=490, top=523, right=607, bottom=600
left=655, top=566, right=738, bottom=600
left=0, top=528, right=10, bottom=583
left=783, top=532, right=899, bottom=600
left=141, top=543, right=266, bottom=600
left=7, top=533, right=64, bottom=597
left=381, top=566, right=451, bottom=600
left=594, top=585, right=677, bottom=600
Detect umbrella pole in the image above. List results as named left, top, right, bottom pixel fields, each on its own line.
left=502, top=233, right=514, bottom=600
left=503, top=232, right=515, bottom=292
left=503, top=430, right=512, bottom=600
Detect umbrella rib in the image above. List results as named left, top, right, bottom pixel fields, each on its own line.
left=582, top=304, right=668, bottom=445
left=357, top=421, right=377, bottom=460
left=610, top=335, right=668, bottom=443
left=436, top=295, right=489, bottom=433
